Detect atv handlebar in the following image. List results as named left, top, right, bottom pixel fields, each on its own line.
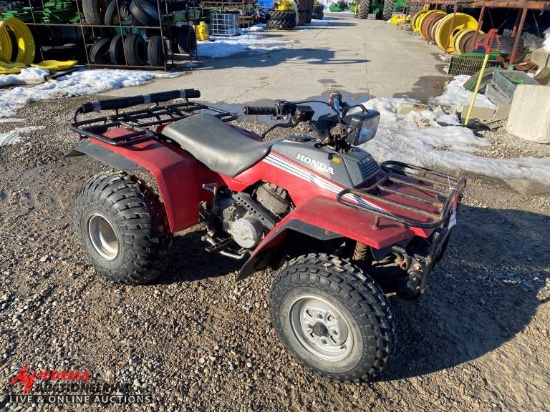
left=77, top=89, right=201, bottom=115
left=242, top=106, right=278, bottom=116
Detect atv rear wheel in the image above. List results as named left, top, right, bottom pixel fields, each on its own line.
left=270, top=253, right=396, bottom=381
left=75, top=172, right=172, bottom=284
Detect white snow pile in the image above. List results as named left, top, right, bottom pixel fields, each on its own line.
left=429, top=75, right=494, bottom=111
left=361, top=95, right=549, bottom=186
left=198, top=33, right=294, bottom=58
left=241, top=24, right=266, bottom=33
left=0, top=68, right=49, bottom=87
left=0, top=68, right=177, bottom=119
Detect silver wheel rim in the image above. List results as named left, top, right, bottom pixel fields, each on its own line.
left=289, top=295, right=353, bottom=362
left=87, top=213, right=119, bottom=261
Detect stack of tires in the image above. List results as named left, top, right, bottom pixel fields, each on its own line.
left=311, top=3, right=324, bottom=20
left=295, top=0, right=313, bottom=26
left=89, top=25, right=197, bottom=66
left=266, top=10, right=297, bottom=30
left=82, top=0, right=160, bottom=27
left=355, top=0, right=395, bottom=21
left=89, top=34, right=165, bottom=66
left=83, top=0, right=197, bottom=67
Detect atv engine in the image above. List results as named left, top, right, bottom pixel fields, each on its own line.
left=215, top=183, right=291, bottom=250
left=221, top=202, right=264, bottom=249
left=255, top=182, right=290, bottom=216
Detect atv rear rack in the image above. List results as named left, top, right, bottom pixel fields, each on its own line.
left=337, top=161, right=466, bottom=229
left=70, top=89, right=238, bottom=147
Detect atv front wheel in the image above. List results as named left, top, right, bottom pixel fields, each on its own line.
left=270, top=253, right=396, bottom=381
left=75, top=172, right=172, bottom=284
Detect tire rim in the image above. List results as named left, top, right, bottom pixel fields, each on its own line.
left=289, top=295, right=353, bottom=362
left=88, top=213, right=119, bottom=261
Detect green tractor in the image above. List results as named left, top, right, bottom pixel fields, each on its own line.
left=354, top=0, right=406, bottom=21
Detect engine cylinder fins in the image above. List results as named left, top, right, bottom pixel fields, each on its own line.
left=256, top=182, right=291, bottom=216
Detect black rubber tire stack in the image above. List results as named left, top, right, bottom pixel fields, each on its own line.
left=147, top=35, right=165, bottom=66
left=109, top=34, right=125, bottom=64
left=295, top=0, right=309, bottom=26
left=104, top=0, right=138, bottom=26
left=83, top=0, right=171, bottom=67
left=82, top=0, right=110, bottom=25
left=266, top=10, right=297, bottom=30
left=176, top=25, right=197, bottom=55
left=311, top=4, right=324, bottom=20
left=304, top=0, right=314, bottom=24
left=89, top=37, right=112, bottom=64
left=124, top=34, right=147, bottom=66
left=129, top=0, right=160, bottom=26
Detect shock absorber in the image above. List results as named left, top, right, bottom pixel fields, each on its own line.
left=352, top=242, right=371, bottom=264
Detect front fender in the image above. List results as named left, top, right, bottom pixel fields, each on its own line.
left=68, top=129, right=202, bottom=233
left=238, top=196, right=416, bottom=279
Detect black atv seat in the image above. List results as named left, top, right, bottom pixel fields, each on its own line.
left=162, top=113, right=275, bottom=177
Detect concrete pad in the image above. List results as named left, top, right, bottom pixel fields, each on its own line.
left=506, top=85, right=550, bottom=144
left=459, top=105, right=497, bottom=122
left=100, top=16, right=449, bottom=105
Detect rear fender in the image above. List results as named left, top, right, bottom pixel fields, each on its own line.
left=69, top=130, right=204, bottom=233
left=238, top=196, right=418, bottom=279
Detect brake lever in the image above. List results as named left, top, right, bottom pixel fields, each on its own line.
left=261, top=116, right=297, bottom=139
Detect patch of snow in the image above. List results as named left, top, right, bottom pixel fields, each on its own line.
left=361, top=94, right=549, bottom=186
left=241, top=24, right=266, bottom=33
left=0, top=68, right=50, bottom=87
left=0, top=69, right=178, bottom=119
left=198, top=34, right=293, bottom=58
left=429, top=75, right=494, bottom=111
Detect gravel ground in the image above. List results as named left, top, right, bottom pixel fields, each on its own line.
left=0, top=97, right=549, bottom=411
left=474, top=120, right=550, bottom=160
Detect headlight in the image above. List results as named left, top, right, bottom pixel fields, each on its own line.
left=345, top=110, right=380, bottom=146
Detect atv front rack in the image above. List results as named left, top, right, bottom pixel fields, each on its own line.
left=70, top=89, right=238, bottom=147
left=337, top=161, right=466, bottom=229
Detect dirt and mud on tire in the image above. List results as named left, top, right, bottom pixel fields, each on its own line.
left=74, top=171, right=172, bottom=284
left=270, top=253, right=396, bottom=381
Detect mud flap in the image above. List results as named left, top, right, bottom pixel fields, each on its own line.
left=66, top=140, right=141, bottom=170
left=237, top=220, right=342, bottom=280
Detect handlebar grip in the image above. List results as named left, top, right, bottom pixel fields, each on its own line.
left=79, top=89, right=201, bottom=113
left=242, top=106, right=278, bottom=116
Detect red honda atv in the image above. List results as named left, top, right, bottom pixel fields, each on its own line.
left=69, top=89, right=466, bottom=382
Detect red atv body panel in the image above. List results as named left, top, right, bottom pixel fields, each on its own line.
left=88, top=130, right=436, bottom=250
left=91, top=128, right=214, bottom=232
